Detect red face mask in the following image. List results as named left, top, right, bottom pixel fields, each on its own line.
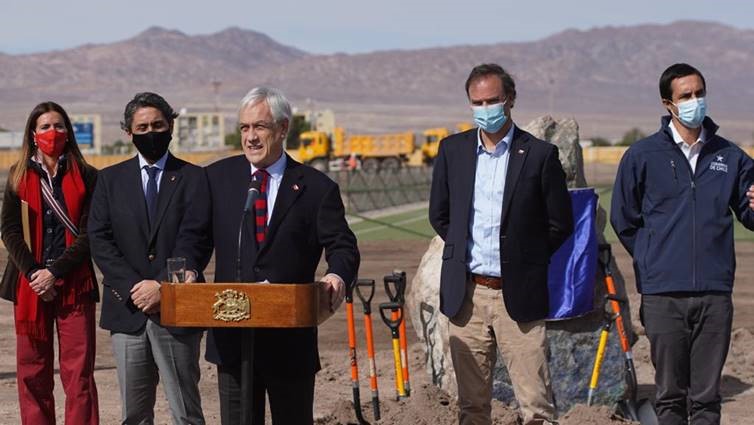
left=34, top=130, right=67, bottom=157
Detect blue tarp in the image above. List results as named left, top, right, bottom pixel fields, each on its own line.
left=547, top=188, right=598, bottom=320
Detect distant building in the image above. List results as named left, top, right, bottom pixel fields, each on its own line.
left=172, top=111, right=225, bottom=151
left=0, top=131, right=23, bottom=149
left=301, top=109, right=335, bottom=135
left=70, top=114, right=103, bottom=154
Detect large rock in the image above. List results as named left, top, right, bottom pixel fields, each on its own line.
left=406, top=116, right=635, bottom=414
left=523, top=115, right=587, bottom=189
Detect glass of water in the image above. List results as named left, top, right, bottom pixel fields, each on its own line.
left=167, top=257, right=187, bottom=283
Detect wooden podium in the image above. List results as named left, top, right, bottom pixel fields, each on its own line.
left=160, top=283, right=321, bottom=328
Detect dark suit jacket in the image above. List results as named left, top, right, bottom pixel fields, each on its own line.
left=429, top=126, right=573, bottom=322
left=1, top=159, right=99, bottom=302
left=204, top=154, right=359, bottom=379
left=88, top=153, right=212, bottom=334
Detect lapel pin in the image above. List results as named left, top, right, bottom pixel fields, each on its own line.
left=518, top=149, right=525, bottom=154
left=292, top=184, right=300, bottom=191
left=170, top=175, right=176, bottom=182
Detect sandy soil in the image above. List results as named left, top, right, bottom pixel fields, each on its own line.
left=1, top=240, right=754, bottom=424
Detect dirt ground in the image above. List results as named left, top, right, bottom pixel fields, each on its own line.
left=1, top=240, right=754, bottom=424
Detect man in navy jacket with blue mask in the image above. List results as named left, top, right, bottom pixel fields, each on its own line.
left=611, top=63, right=754, bottom=425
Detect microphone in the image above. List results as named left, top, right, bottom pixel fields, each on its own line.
left=243, top=180, right=262, bottom=213
left=237, top=180, right=263, bottom=282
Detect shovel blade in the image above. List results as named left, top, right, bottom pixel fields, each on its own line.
left=617, top=398, right=657, bottom=425
left=616, top=399, right=639, bottom=421
left=637, top=399, right=658, bottom=425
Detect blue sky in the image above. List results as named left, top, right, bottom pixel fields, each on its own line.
left=2, top=0, right=754, bottom=54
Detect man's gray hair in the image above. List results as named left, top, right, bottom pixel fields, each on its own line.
left=239, top=87, right=292, bottom=136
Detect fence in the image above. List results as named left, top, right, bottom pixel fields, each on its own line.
left=329, top=166, right=433, bottom=213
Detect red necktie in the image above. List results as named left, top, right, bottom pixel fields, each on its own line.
left=252, top=169, right=269, bottom=243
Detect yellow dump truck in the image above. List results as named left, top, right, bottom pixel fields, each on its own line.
left=296, top=127, right=416, bottom=171
left=420, top=122, right=474, bottom=164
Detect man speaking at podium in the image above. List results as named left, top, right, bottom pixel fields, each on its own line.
left=204, top=86, right=360, bottom=424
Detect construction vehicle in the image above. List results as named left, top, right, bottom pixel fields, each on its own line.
left=420, top=123, right=474, bottom=165
left=296, top=127, right=416, bottom=171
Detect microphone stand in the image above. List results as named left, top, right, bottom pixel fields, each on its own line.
left=237, top=211, right=250, bottom=283
left=237, top=181, right=260, bottom=425
left=237, top=183, right=260, bottom=283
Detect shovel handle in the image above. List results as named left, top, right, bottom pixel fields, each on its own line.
left=588, top=327, right=611, bottom=399
left=355, top=279, right=376, bottom=313
left=598, top=243, right=613, bottom=275
left=384, top=271, right=406, bottom=303
left=381, top=299, right=407, bottom=399
left=346, top=299, right=370, bottom=425
left=605, top=275, right=632, bottom=354
left=345, top=279, right=355, bottom=303
left=605, top=293, right=627, bottom=304
left=599, top=247, right=633, bottom=355
left=398, top=312, right=411, bottom=396
left=379, top=302, right=403, bottom=334
left=391, top=333, right=407, bottom=398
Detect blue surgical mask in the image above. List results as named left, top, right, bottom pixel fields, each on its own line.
left=673, top=97, right=706, bottom=129
left=472, top=102, right=507, bottom=133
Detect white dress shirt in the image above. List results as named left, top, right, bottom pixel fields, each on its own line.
left=669, top=121, right=706, bottom=173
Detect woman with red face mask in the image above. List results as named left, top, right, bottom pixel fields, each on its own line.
left=0, top=102, right=99, bottom=424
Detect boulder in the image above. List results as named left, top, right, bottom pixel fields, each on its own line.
left=406, top=116, right=635, bottom=414
left=523, top=115, right=587, bottom=189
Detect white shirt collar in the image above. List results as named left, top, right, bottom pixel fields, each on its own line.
left=669, top=121, right=706, bottom=147
left=250, top=152, right=287, bottom=179
left=477, top=124, right=515, bottom=155
left=31, top=152, right=65, bottom=181
left=138, top=151, right=170, bottom=170
left=32, top=151, right=65, bottom=165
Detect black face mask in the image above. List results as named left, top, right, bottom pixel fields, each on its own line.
left=132, top=130, right=172, bottom=162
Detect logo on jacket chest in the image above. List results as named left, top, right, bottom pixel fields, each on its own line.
left=709, top=155, right=728, bottom=173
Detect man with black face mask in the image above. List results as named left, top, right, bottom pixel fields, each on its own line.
left=89, top=92, right=212, bottom=424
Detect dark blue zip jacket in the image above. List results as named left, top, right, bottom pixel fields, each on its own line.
left=611, top=116, right=754, bottom=294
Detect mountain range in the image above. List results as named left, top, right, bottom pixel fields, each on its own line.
left=1, top=21, right=753, bottom=142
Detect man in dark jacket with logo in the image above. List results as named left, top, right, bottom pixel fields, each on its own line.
left=611, top=63, right=754, bottom=425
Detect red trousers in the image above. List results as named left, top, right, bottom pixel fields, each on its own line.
left=15, top=300, right=98, bottom=425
